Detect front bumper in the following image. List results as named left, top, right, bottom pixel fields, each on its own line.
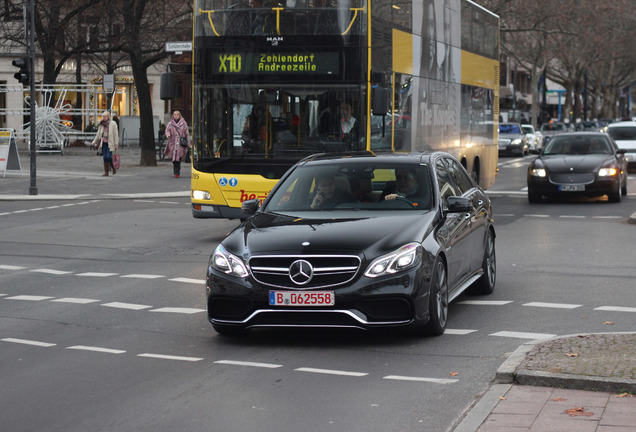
left=527, top=174, right=620, bottom=197
left=206, top=266, right=431, bottom=331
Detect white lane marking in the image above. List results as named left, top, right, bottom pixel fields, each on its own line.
left=13, top=210, right=28, bottom=213
left=158, top=201, right=180, bottom=205
left=595, top=306, right=636, bottom=313
left=215, top=360, right=283, bottom=369
left=383, top=375, right=458, bottom=384
left=592, top=216, right=623, bottom=219
left=559, top=215, right=586, bottom=219
left=51, top=298, right=101, bottom=304
left=444, top=329, right=478, bottom=335
left=295, top=367, right=368, bottom=377
left=101, top=302, right=152, bottom=310
left=45, top=206, right=61, bottom=209
left=458, top=300, right=513, bottom=306
left=76, top=272, right=119, bottom=277
left=490, top=331, right=557, bottom=340
left=168, top=277, right=205, bottom=284
left=120, top=274, right=165, bottom=279
left=150, top=307, right=206, bottom=314
left=493, top=213, right=515, bottom=217
left=67, top=346, right=126, bottom=354
left=524, top=214, right=550, bottom=218
left=30, top=269, right=72, bottom=275
left=138, top=353, right=203, bottom=362
left=2, top=338, right=56, bottom=347
left=6, top=295, right=54, bottom=301
left=0, top=265, right=26, bottom=270
left=0, top=294, right=6, bottom=297
left=523, top=302, right=582, bottom=309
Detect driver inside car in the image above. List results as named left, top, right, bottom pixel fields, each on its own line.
left=381, top=168, right=421, bottom=201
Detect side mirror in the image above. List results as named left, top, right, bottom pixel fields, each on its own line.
left=616, top=148, right=627, bottom=154
left=241, top=198, right=260, bottom=215
left=446, top=196, right=472, bottom=213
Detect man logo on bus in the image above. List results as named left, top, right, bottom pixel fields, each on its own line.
left=218, top=54, right=241, bottom=73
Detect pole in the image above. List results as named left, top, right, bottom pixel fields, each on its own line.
left=28, top=0, right=37, bottom=195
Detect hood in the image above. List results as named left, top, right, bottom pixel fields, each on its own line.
left=499, top=132, right=524, bottom=139
left=222, top=211, right=437, bottom=258
left=540, top=154, right=612, bottom=173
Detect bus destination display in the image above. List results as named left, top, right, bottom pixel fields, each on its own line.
left=213, top=52, right=339, bottom=75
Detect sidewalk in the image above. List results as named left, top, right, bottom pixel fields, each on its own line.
left=454, top=332, right=636, bottom=432
left=0, top=145, right=190, bottom=200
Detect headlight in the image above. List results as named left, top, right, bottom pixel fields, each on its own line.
left=210, top=244, right=248, bottom=278
left=192, top=190, right=211, bottom=200
left=598, top=167, right=618, bottom=177
left=365, top=243, right=422, bottom=278
left=530, top=168, right=546, bottom=177
left=511, top=138, right=522, bottom=145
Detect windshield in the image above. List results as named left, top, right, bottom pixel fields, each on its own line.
left=499, top=124, right=521, bottom=134
left=265, top=162, right=433, bottom=213
left=607, top=126, right=636, bottom=140
left=542, top=136, right=612, bottom=155
left=540, top=123, right=566, bottom=132
left=193, top=85, right=366, bottom=161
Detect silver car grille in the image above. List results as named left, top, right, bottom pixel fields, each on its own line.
left=249, top=255, right=361, bottom=290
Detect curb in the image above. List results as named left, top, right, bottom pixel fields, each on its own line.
left=629, top=211, right=636, bottom=224
left=494, top=331, right=636, bottom=393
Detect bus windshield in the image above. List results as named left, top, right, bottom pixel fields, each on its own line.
left=194, top=84, right=366, bottom=162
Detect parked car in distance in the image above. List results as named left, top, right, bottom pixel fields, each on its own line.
left=498, top=122, right=527, bottom=156
left=527, top=132, right=628, bottom=203
left=206, top=152, right=496, bottom=337
left=521, top=124, right=544, bottom=151
left=605, top=121, right=636, bottom=171
left=539, top=122, right=568, bottom=146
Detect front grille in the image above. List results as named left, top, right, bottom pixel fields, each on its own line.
left=249, top=255, right=361, bottom=289
left=550, top=173, right=595, bottom=184
left=498, top=139, right=511, bottom=145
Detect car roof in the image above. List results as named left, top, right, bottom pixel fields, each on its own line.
left=547, top=132, right=608, bottom=137
left=298, top=151, right=443, bottom=167
left=607, top=121, right=636, bottom=128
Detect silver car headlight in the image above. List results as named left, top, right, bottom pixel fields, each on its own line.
left=210, top=244, right=249, bottom=278
left=365, top=243, right=422, bottom=278
left=598, top=167, right=618, bottom=177
left=511, top=138, right=522, bottom=145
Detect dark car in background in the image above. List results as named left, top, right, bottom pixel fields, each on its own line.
left=527, top=132, right=627, bottom=203
left=206, top=152, right=496, bottom=337
left=498, top=122, right=527, bottom=156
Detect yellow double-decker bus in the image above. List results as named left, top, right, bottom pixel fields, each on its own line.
left=189, top=0, right=499, bottom=219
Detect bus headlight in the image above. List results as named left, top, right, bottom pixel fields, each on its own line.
left=192, top=190, right=211, bottom=200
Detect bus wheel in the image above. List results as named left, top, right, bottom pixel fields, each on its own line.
left=471, top=161, right=480, bottom=184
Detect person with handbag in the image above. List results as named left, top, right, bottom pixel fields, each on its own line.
left=164, top=110, right=191, bottom=178
left=91, top=110, right=119, bottom=176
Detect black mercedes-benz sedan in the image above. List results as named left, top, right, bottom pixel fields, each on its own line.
left=206, top=152, right=496, bottom=336
left=527, top=132, right=628, bottom=203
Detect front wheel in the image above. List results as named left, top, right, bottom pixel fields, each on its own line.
left=472, top=230, right=496, bottom=295
left=418, top=259, right=448, bottom=336
left=608, top=179, right=622, bottom=203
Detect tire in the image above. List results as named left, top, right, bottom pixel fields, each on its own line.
left=472, top=230, right=496, bottom=295
left=528, top=188, right=542, bottom=203
left=608, top=179, right=622, bottom=203
left=418, top=259, right=448, bottom=336
left=621, top=175, right=627, bottom=196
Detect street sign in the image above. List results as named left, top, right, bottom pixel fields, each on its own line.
left=103, top=74, right=115, bottom=91
left=165, top=41, right=193, bottom=54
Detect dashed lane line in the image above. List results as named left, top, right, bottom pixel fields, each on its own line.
left=523, top=302, right=582, bottom=309
left=137, top=353, right=204, bottom=362
left=295, top=367, right=368, bottom=377
left=168, top=277, right=206, bottom=284
left=383, top=375, right=458, bottom=384
left=458, top=300, right=513, bottom=306
left=51, top=298, right=101, bottom=304
left=100, top=302, right=152, bottom=311
left=66, top=346, right=126, bottom=354
left=29, top=269, right=72, bottom=275
left=120, top=274, right=165, bottom=279
left=76, top=272, right=119, bottom=277
left=444, top=329, right=478, bottom=335
left=594, top=306, right=636, bottom=313
left=490, top=331, right=557, bottom=340
left=150, top=307, right=206, bottom=314
left=2, top=338, right=56, bottom=347
left=215, top=360, right=283, bottom=368
left=6, top=295, right=55, bottom=301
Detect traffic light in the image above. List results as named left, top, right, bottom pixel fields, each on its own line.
left=12, top=57, right=30, bottom=85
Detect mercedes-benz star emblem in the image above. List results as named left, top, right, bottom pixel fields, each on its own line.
left=289, top=260, right=314, bottom=285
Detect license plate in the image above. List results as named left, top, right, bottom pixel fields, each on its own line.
left=559, top=184, right=585, bottom=191
left=269, top=291, right=335, bottom=306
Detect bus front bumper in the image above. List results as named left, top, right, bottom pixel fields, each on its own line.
left=192, top=203, right=245, bottom=220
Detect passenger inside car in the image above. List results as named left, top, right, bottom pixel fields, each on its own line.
left=308, top=175, right=351, bottom=209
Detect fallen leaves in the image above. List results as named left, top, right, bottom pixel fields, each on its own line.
left=498, top=396, right=506, bottom=401
left=604, top=321, right=615, bottom=325
left=564, top=406, right=594, bottom=417
left=552, top=397, right=567, bottom=402
left=565, top=353, right=579, bottom=357
left=449, top=372, right=459, bottom=376
left=614, top=393, right=635, bottom=398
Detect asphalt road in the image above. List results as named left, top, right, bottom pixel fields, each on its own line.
left=1, top=155, right=635, bottom=432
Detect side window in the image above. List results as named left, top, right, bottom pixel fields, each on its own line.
left=444, top=158, right=474, bottom=195
left=435, top=159, right=458, bottom=209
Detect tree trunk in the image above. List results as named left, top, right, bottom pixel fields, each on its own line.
left=131, top=62, right=158, bottom=166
